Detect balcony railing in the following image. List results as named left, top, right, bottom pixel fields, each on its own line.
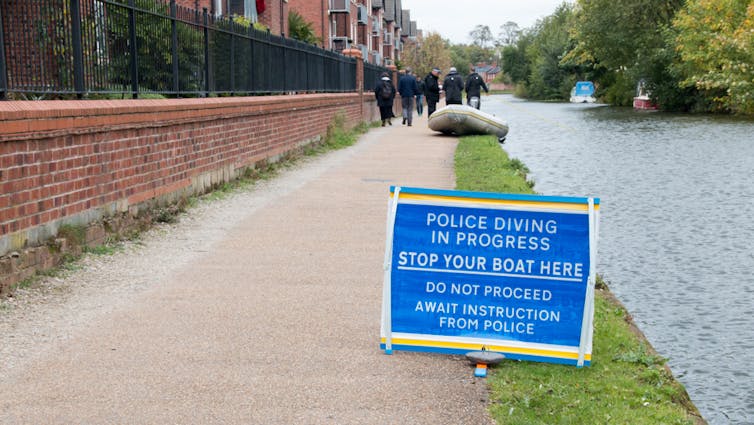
left=329, top=0, right=349, bottom=13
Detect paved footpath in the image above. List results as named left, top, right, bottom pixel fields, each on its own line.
left=0, top=113, right=496, bottom=424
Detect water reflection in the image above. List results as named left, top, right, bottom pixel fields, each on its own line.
left=485, top=95, right=754, bottom=424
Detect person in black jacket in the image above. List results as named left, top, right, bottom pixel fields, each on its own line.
left=442, top=67, right=464, bottom=105
left=465, top=66, right=489, bottom=109
left=374, top=72, right=396, bottom=126
left=423, top=67, right=441, bottom=116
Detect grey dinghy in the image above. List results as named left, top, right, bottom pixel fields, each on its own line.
left=428, top=105, right=509, bottom=143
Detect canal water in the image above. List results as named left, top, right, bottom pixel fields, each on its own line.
left=484, top=94, right=754, bottom=424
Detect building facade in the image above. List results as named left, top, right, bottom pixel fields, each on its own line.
left=287, top=0, right=416, bottom=65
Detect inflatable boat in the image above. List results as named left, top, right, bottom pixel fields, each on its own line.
left=428, top=105, right=509, bottom=143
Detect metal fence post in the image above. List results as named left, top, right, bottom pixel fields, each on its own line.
left=202, top=8, right=209, bottom=97
left=0, top=2, right=7, bottom=100
left=128, top=0, right=139, bottom=98
left=170, top=0, right=179, bottom=93
left=249, top=27, right=254, bottom=93
left=69, top=0, right=85, bottom=97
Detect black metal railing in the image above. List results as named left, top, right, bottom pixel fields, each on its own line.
left=363, top=60, right=391, bottom=92
left=0, top=0, right=358, bottom=99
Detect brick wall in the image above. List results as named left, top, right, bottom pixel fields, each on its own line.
left=1, top=93, right=378, bottom=266
left=288, top=0, right=327, bottom=44
left=257, top=0, right=289, bottom=36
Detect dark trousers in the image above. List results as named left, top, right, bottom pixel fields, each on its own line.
left=427, top=100, right=438, bottom=117
left=379, top=105, right=393, bottom=120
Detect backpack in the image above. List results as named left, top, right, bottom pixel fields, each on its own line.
left=380, top=81, right=393, bottom=100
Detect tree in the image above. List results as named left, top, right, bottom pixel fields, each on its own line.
left=571, top=0, right=685, bottom=105
left=524, top=3, right=577, bottom=100
left=288, top=11, right=321, bottom=45
left=501, top=30, right=532, bottom=84
left=573, top=0, right=683, bottom=71
left=400, top=32, right=451, bottom=78
left=498, top=21, right=520, bottom=46
left=469, top=25, right=494, bottom=48
left=672, top=0, right=754, bottom=113
left=449, top=44, right=471, bottom=75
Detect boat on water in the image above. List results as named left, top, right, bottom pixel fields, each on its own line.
left=570, top=81, right=597, bottom=103
left=633, top=80, right=658, bottom=110
left=428, top=105, right=509, bottom=143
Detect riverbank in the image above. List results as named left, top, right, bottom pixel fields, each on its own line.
left=456, top=135, right=705, bottom=424
left=0, top=118, right=705, bottom=423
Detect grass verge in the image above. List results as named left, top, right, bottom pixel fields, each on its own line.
left=454, top=135, right=703, bottom=425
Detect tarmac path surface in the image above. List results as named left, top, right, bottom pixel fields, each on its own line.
left=0, top=114, right=496, bottom=424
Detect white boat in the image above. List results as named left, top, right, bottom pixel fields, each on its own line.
left=570, top=81, right=597, bottom=103
left=428, top=105, right=509, bottom=143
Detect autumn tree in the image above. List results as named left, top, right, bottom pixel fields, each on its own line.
left=673, top=0, right=754, bottom=113
left=400, top=32, right=452, bottom=78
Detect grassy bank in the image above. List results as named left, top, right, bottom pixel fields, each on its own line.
left=455, top=135, right=703, bottom=425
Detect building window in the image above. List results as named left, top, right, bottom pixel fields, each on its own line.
left=218, top=0, right=258, bottom=21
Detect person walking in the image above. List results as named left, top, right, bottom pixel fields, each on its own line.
left=465, top=66, right=489, bottom=109
left=374, top=72, right=396, bottom=127
left=442, top=67, right=464, bottom=106
left=415, top=75, right=425, bottom=116
left=423, top=67, right=441, bottom=117
left=398, top=68, right=419, bottom=126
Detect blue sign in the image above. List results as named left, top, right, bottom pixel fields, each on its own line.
left=381, top=187, right=600, bottom=366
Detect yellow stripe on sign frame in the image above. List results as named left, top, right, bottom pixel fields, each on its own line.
left=379, top=337, right=592, bottom=362
left=389, top=187, right=600, bottom=213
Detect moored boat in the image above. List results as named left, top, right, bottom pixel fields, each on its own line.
left=570, top=81, right=597, bottom=103
left=428, top=105, right=509, bottom=143
left=633, top=79, right=659, bottom=110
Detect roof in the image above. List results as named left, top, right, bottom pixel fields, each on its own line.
left=475, top=65, right=501, bottom=74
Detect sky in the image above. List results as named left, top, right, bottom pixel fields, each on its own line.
left=401, top=0, right=571, bottom=45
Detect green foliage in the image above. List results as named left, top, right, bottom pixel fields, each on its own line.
left=454, top=139, right=699, bottom=424
left=672, top=0, right=754, bottom=114
left=84, top=243, right=123, bottom=256
left=107, top=0, right=204, bottom=93
left=57, top=224, right=87, bottom=246
left=523, top=3, right=577, bottom=100
left=454, top=136, right=535, bottom=194
left=483, top=288, right=696, bottom=424
left=569, top=0, right=699, bottom=109
left=501, top=34, right=531, bottom=85
left=448, top=44, right=471, bottom=75
left=288, top=11, right=321, bottom=45
left=600, top=72, right=636, bottom=107
left=574, top=0, right=683, bottom=72
left=34, top=0, right=72, bottom=90
left=401, top=32, right=452, bottom=78
left=323, top=112, right=365, bottom=149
